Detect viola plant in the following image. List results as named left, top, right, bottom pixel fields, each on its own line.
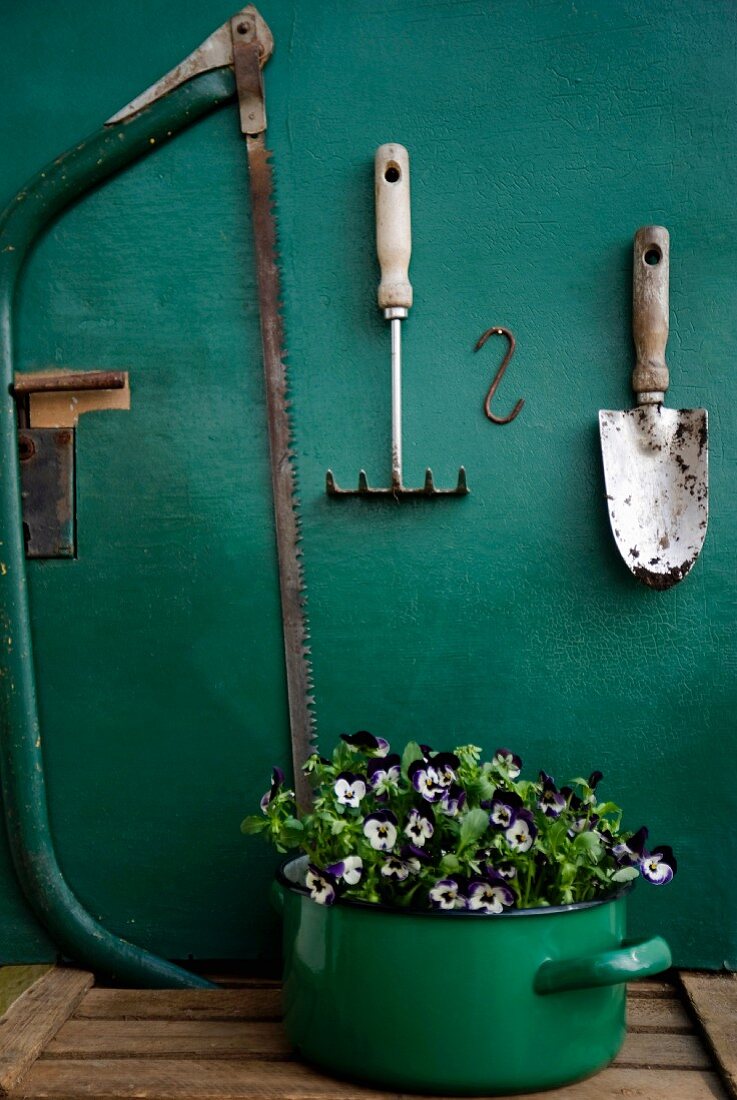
left=242, top=735, right=677, bottom=911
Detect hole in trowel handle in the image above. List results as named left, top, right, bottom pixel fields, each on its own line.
left=644, top=246, right=662, bottom=266
left=384, top=164, right=401, bottom=183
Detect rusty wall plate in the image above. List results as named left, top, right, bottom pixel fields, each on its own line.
left=18, top=428, right=75, bottom=559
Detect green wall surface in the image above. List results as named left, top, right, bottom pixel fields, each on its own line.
left=1, top=0, right=735, bottom=969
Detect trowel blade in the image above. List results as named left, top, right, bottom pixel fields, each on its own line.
left=598, top=405, right=708, bottom=590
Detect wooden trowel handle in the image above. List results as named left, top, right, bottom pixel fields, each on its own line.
left=632, top=225, right=670, bottom=404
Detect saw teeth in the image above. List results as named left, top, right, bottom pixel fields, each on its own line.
left=246, top=134, right=318, bottom=776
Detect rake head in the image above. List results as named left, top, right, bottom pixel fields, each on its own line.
left=326, top=467, right=468, bottom=498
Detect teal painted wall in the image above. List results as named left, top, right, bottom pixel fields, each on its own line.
left=1, top=0, right=735, bottom=968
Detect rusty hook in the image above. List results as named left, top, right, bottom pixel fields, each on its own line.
left=474, top=326, right=524, bottom=425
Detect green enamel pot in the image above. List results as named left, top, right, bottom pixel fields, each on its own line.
left=273, top=855, right=671, bottom=1095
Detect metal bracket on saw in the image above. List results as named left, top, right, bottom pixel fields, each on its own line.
left=106, top=7, right=273, bottom=128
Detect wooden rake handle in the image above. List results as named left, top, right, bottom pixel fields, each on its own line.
left=375, top=143, right=413, bottom=312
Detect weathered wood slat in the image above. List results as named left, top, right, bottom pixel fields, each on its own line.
left=615, top=1030, right=711, bottom=1069
left=75, top=989, right=282, bottom=1021
left=679, top=972, right=737, bottom=1099
left=0, top=968, right=92, bottom=1096
left=627, top=996, right=693, bottom=1032
left=76, top=993, right=688, bottom=1031
left=47, top=1019, right=707, bottom=1068
left=16, top=1060, right=728, bottom=1099
left=627, top=978, right=677, bottom=999
left=45, top=1020, right=291, bottom=1060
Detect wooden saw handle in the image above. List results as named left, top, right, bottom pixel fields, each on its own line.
left=632, top=225, right=670, bottom=403
left=375, top=143, right=413, bottom=312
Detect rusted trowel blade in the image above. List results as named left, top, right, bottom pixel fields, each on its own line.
left=599, top=405, right=708, bottom=590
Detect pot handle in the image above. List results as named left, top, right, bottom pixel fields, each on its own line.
left=534, top=935, right=671, bottom=995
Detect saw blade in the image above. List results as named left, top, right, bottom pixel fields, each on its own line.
left=246, top=133, right=316, bottom=809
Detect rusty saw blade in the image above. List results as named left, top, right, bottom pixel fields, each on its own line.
left=107, top=8, right=316, bottom=809
left=233, top=14, right=316, bottom=810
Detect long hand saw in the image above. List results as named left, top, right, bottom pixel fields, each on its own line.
left=0, top=7, right=312, bottom=987
left=109, top=9, right=315, bottom=805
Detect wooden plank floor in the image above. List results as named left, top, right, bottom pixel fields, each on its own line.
left=0, top=969, right=732, bottom=1099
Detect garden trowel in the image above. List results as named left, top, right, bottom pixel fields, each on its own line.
left=599, top=227, right=708, bottom=590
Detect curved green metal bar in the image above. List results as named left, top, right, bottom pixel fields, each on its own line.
left=0, top=69, right=237, bottom=988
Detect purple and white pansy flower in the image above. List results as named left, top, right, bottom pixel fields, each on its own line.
left=333, top=771, right=367, bottom=807
left=363, top=809, right=398, bottom=851
left=640, top=845, right=677, bottom=885
left=428, top=752, right=460, bottom=789
left=305, top=864, right=338, bottom=906
left=613, top=826, right=648, bottom=865
left=493, top=748, right=522, bottom=779
left=440, top=783, right=467, bottom=817
left=485, top=861, right=517, bottom=882
left=401, top=843, right=430, bottom=873
left=326, top=855, right=363, bottom=886
left=404, top=805, right=435, bottom=846
left=382, top=848, right=428, bottom=880
left=488, top=789, right=523, bottom=829
left=569, top=812, right=599, bottom=838
left=467, top=880, right=515, bottom=914
left=594, top=825, right=615, bottom=849
left=505, top=809, right=538, bottom=853
left=367, top=754, right=401, bottom=797
left=340, top=731, right=390, bottom=757
left=538, top=772, right=566, bottom=818
left=408, top=759, right=446, bottom=803
left=259, top=767, right=285, bottom=813
left=381, top=855, right=412, bottom=880
left=429, top=878, right=466, bottom=910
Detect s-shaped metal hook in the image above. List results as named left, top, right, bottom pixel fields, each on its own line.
left=474, top=326, right=524, bottom=425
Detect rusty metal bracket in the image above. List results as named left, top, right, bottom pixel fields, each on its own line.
left=17, top=428, right=75, bottom=559
left=12, top=370, right=129, bottom=559
left=13, top=370, right=126, bottom=395
left=105, top=6, right=273, bottom=128
left=230, top=14, right=267, bottom=134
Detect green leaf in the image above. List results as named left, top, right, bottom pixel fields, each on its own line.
left=573, top=830, right=603, bottom=854
left=285, top=817, right=304, bottom=832
left=559, top=860, right=578, bottom=886
left=612, top=865, right=639, bottom=883
left=331, top=819, right=346, bottom=835
left=401, top=741, right=425, bottom=776
left=240, top=815, right=267, bottom=835
left=475, top=775, right=496, bottom=801
left=594, top=801, right=622, bottom=817
left=440, top=853, right=461, bottom=874
left=460, top=807, right=490, bottom=848
left=280, top=827, right=306, bottom=849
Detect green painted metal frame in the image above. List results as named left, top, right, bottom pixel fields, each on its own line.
left=0, top=70, right=239, bottom=987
